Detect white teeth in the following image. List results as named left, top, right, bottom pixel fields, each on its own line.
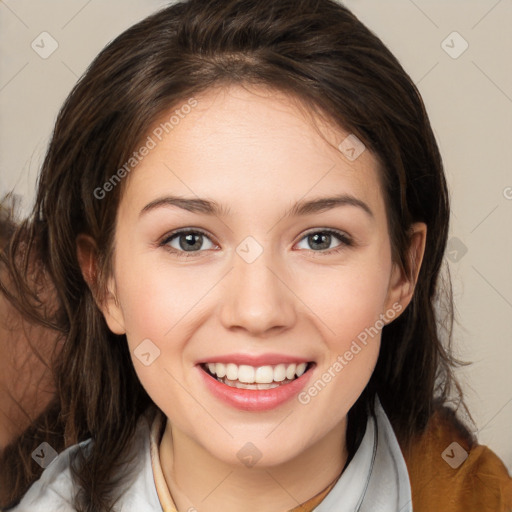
left=204, top=361, right=310, bottom=384
left=226, top=363, right=238, bottom=381
left=273, top=364, right=286, bottom=382
left=223, top=378, right=282, bottom=390
left=257, top=382, right=280, bottom=390
left=255, top=365, right=274, bottom=383
left=234, top=381, right=252, bottom=389
left=237, top=365, right=255, bottom=383
left=216, top=362, right=226, bottom=378
left=286, top=363, right=297, bottom=380
left=296, top=362, right=307, bottom=377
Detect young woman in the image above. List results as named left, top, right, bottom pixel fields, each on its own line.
left=1, top=0, right=511, bottom=511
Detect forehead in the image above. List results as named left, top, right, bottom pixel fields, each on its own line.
left=119, top=84, right=386, bottom=220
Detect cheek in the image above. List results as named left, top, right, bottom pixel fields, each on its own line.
left=112, top=256, right=198, bottom=417
left=113, top=250, right=205, bottom=342
left=306, top=257, right=392, bottom=341
left=111, top=251, right=214, bottom=401
left=301, top=248, right=392, bottom=399
left=298, top=274, right=386, bottom=430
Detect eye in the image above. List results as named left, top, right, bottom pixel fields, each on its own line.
left=160, top=229, right=217, bottom=257
left=159, top=228, right=352, bottom=258
left=295, top=229, right=352, bottom=254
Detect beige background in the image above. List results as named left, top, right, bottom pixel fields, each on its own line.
left=1, top=0, right=511, bottom=474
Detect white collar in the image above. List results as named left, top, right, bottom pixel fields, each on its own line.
left=314, top=396, right=412, bottom=512
left=10, top=396, right=412, bottom=512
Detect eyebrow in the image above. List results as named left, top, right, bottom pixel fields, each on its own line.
left=139, top=194, right=373, bottom=219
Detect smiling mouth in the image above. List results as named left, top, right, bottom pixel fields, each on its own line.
left=200, top=362, right=315, bottom=390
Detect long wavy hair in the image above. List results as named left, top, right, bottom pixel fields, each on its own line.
left=0, top=0, right=471, bottom=509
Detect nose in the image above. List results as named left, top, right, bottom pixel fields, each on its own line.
left=219, top=245, right=297, bottom=336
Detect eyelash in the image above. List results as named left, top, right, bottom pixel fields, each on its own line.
left=158, top=228, right=353, bottom=259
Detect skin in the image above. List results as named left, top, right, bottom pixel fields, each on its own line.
left=77, top=84, right=426, bottom=512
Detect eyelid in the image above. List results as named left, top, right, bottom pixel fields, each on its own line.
left=299, top=227, right=351, bottom=241
left=158, top=227, right=219, bottom=247
left=159, top=226, right=353, bottom=258
left=294, top=228, right=353, bottom=252
left=160, top=227, right=213, bottom=242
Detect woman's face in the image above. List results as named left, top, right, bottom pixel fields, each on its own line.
left=97, top=84, right=420, bottom=467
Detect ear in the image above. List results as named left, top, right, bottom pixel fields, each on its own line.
left=384, top=222, right=427, bottom=318
left=76, top=234, right=126, bottom=335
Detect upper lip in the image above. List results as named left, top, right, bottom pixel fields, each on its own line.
left=198, top=353, right=312, bottom=366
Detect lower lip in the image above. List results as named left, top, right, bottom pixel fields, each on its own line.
left=197, top=364, right=314, bottom=411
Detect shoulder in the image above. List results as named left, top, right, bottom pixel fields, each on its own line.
left=402, top=405, right=512, bottom=512
left=5, top=439, right=90, bottom=511
left=7, top=407, right=161, bottom=512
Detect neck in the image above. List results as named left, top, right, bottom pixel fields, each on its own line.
left=159, top=418, right=348, bottom=512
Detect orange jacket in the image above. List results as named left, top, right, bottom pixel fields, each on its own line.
left=289, top=406, right=512, bottom=512
left=402, top=406, right=512, bottom=512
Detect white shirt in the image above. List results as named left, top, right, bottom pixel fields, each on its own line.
left=8, top=396, right=412, bottom=512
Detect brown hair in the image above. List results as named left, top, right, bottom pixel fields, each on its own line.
left=0, top=0, right=472, bottom=509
